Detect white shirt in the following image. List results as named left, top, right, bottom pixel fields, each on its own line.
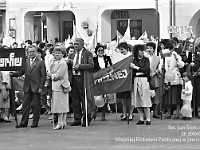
left=73, top=49, right=83, bottom=75
left=98, top=57, right=105, bottom=69
left=181, top=80, right=193, bottom=101
left=30, top=57, right=36, bottom=66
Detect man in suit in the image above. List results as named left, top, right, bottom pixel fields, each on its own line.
left=68, top=38, right=94, bottom=127
left=11, top=45, right=46, bottom=128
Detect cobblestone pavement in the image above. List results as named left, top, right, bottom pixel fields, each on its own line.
left=0, top=113, right=200, bottom=150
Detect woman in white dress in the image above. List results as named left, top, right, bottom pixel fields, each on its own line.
left=50, top=46, right=71, bottom=130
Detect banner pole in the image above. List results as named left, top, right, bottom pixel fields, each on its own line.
left=52, top=98, right=54, bottom=129
left=115, top=94, right=117, bottom=120
left=85, top=88, right=88, bottom=127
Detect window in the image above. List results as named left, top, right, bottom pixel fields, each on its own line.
left=117, top=20, right=142, bottom=39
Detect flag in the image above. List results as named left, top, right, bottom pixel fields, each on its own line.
left=70, top=21, right=82, bottom=43
left=64, top=34, right=71, bottom=48
left=138, top=31, right=148, bottom=40
left=120, top=19, right=131, bottom=43
left=88, top=26, right=98, bottom=50
left=111, top=50, right=131, bottom=64
left=117, top=30, right=123, bottom=44
left=93, top=55, right=133, bottom=96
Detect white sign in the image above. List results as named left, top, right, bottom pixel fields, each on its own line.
left=168, top=26, right=193, bottom=34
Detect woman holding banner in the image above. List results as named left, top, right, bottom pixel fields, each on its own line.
left=130, top=44, right=152, bottom=125
left=92, top=44, right=112, bottom=121
left=116, top=42, right=134, bottom=121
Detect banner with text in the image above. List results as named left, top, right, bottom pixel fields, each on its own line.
left=93, top=55, right=133, bottom=96
left=0, top=48, right=26, bottom=71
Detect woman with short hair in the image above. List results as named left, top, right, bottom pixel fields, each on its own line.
left=50, top=46, right=71, bottom=130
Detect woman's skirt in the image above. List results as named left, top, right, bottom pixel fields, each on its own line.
left=132, top=77, right=152, bottom=108
left=164, top=84, right=182, bottom=106
left=52, top=90, right=69, bottom=113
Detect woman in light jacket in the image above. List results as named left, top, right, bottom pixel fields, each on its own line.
left=159, top=40, right=184, bottom=119
left=146, top=42, right=161, bottom=118
left=130, top=44, right=152, bottom=125
left=50, top=46, right=71, bottom=130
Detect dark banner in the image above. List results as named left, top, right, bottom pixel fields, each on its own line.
left=0, top=48, right=26, bottom=71
left=93, top=55, right=133, bottom=96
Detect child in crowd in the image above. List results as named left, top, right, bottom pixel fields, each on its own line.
left=181, top=72, right=193, bottom=120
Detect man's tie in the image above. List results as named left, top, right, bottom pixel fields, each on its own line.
left=30, top=58, right=34, bottom=70
left=74, top=51, right=80, bottom=74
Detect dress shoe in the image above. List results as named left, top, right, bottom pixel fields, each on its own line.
left=82, top=121, right=90, bottom=127
left=29, top=114, right=34, bottom=119
left=181, top=116, right=187, bottom=120
left=16, top=124, right=27, bottom=128
left=91, top=113, right=96, bottom=120
left=185, top=117, right=191, bottom=120
left=153, top=114, right=160, bottom=119
left=173, top=115, right=179, bottom=119
left=51, top=120, right=58, bottom=124
left=121, top=116, right=127, bottom=121
left=53, top=124, right=64, bottom=130
left=0, top=118, right=4, bottom=122
left=3, top=118, right=12, bottom=123
left=107, top=110, right=112, bottom=114
left=70, top=121, right=81, bottom=126
left=165, top=115, right=171, bottom=119
left=146, top=121, right=151, bottom=125
left=128, top=115, right=134, bottom=121
left=101, top=114, right=106, bottom=121
left=136, top=120, right=144, bottom=125
left=31, top=124, right=38, bottom=128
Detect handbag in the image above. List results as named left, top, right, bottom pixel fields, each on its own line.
left=149, top=77, right=156, bottom=90
left=61, top=85, right=71, bottom=93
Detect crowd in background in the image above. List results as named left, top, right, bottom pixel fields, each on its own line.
left=0, top=35, right=200, bottom=129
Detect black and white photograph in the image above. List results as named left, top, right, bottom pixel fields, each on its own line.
left=1, top=0, right=200, bottom=149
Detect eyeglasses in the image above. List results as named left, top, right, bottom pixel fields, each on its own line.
left=74, top=43, right=79, bottom=45
left=98, top=50, right=104, bottom=52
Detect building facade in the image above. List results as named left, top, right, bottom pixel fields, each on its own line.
left=3, top=0, right=200, bottom=46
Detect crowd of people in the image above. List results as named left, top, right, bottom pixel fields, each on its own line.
left=0, top=35, right=200, bottom=129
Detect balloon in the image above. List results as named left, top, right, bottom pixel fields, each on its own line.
left=181, top=105, right=192, bottom=117
left=165, top=72, right=175, bottom=82
left=94, top=96, right=105, bottom=108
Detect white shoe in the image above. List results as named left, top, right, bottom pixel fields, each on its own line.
left=48, top=116, right=53, bottom=120
left=16, top=104, right=22, bottom=110
left=29, top=114, right=34, bottom=119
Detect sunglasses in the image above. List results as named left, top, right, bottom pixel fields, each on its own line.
left=74, top=43, right=80, bottom=45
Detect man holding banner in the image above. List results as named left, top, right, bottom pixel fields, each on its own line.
left=0, top=47, right=26, bottom=126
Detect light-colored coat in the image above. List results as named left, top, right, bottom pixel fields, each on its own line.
left=159, top=51, right=184, bottom=85
left=50, top=58, right=70, bottom=92
left=50, top=58, right=70, bottom=113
